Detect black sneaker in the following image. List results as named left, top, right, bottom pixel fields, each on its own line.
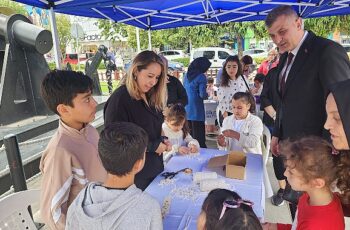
left=271, top=188, right=285, bottom=206
left=282, top=184, right=303, bottom=205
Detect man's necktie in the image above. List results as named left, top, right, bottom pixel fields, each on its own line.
left=280, top=52, right=294, bottom=95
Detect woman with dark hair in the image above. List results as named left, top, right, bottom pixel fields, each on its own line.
left=217, top=55, right=250, bottom=126
left=184, top=57, right=211, bottom=148
left=324, top=79, right=350, bottom=216
left=197, top=189, right=262, bottom=230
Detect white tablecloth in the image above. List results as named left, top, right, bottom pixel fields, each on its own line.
left=145, top=148, right=264, bottom=230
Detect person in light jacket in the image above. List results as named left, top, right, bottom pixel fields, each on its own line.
left=217, top=92, right=263, bottom=154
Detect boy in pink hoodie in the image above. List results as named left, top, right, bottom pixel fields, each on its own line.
left=40, top=70, right=107, bottom=229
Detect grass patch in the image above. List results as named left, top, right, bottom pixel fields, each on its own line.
left=100, top=80, right=120, bottom=94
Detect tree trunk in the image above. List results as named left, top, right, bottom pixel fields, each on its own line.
left=236, top=35, right=243, bottom=58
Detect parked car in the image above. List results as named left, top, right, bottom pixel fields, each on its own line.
left=243, top=49, right=268, bottom=58
left=63, top=52, right=95, bottom=65
left=342, top=44, right=350, bottom=54
left=190, top=47, right=236, bottom=68
left=159, top=50, right=186, bottom=60
left=168, top=60, right=184, bottom=71
left=124, top=60, right=184, bottom=72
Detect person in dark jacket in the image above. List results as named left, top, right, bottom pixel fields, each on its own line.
left=184, top=57, right=211, bottom=148
left=159, top=55, right=188, bottom=106
left=104, top=50, right=171, bottom=190
left=266, top=5, right=350, bottom=207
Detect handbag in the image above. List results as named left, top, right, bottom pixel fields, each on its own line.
left=240, top=75, right=251, bottom=92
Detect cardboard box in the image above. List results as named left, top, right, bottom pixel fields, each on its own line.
left=207, top=151, right=246, bottom=180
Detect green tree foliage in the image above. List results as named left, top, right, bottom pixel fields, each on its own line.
left=304, top=16, right=340, bottom=37
left=56, top=14, right=72, bottom=56
left=97, top=15, right=350, bottom=54
left=0, top=0, right=26, bottom=15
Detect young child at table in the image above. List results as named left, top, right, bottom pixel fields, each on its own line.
left=217, top=92, right=263, bottom=154
left=197, top=189, right=262, bottom=230
left=275, top=136, right=344, bottom=230
left=206, top=77, right=218, bottom=100
left=39, top=70, right=107, bottom=230
left=162, top=103, right=200, bottom=161
left=66, top=122, right=162, bottom=230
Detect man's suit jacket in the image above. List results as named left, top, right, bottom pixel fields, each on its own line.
left=274, top=31, right=350, bottom=140
left=260, top=67, right=281, bottom=128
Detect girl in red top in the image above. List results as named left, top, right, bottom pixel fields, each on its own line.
left=279, top=136, right=345, bottom=230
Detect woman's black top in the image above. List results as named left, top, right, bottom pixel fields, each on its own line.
left=104, top=85, right=164, bottom=183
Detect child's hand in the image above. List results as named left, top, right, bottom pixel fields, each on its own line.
left=178, top=146, right=190, bottom=155
left=217, top=134, right=226, bottom=147
left=222, top=129, right=239, bottom=140
left=189, top=144, right=199, bottom=153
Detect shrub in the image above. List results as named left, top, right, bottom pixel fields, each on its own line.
left=253, top=57, right=265, bottom=65
left=173, top=57, right=190, bottom=67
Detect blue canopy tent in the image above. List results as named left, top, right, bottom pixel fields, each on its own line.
left=13, top=0, right=350, bottom=67
left=15, top=0, right=350, bottom=29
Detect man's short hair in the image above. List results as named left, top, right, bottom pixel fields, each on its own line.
left=41, top=70, right=93, bottom=115
left=265, top=6, right=298, bottom=28
left=98, top=122, right=148, bottom=176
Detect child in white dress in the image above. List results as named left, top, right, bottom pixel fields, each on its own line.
left=162, top=104, right=200, bottom=161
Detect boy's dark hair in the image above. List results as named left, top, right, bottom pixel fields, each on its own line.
left=41, top=70, right=93, bottom=115
left=254, top=74, right=265, bottom=83
left=207, top=77, right=214, bottom=84
left=280, top=136, right=339, bottom=187
left=201, top=189, right=262, bottom=230
left=265, top=6, right=298, bottom=28
left=98, top=122, right=148, bottom=176
left=233, top=92, right=256, bottom=114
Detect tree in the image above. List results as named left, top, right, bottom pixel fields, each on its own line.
left=219, top=21, right=268, bottom=57
left=0, top=0, right=26, bottom=15
left=304, top=16, right=341, bottom=37
left=55, top=14, right=72, bottom=56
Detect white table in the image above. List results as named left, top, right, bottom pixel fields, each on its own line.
left=146, top=148, right=264, bottom=230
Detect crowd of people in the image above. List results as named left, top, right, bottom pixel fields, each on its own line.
left=36, top=5, right=350, bottom=230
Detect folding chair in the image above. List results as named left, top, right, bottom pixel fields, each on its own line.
left=0, top=189, right=40, bottom=230
left=261, top=125, right=273, bottom=198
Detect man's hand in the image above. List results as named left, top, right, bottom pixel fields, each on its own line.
left=223, top=111, right=228, bottom=118
left=270, top=136, right=280, bottom=156
left=217, top=134, right=226, bottom=147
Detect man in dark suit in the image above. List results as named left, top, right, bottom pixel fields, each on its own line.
left=265, top=6, right=350, bottom=207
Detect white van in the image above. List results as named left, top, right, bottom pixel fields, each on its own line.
left=190, top=47, right=236, bottom=68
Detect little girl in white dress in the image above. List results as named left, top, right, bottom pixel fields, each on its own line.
left=162, top=104, right=200, bottom=162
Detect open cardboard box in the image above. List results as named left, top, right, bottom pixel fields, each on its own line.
left=207, top=151, right=246, bottom=180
